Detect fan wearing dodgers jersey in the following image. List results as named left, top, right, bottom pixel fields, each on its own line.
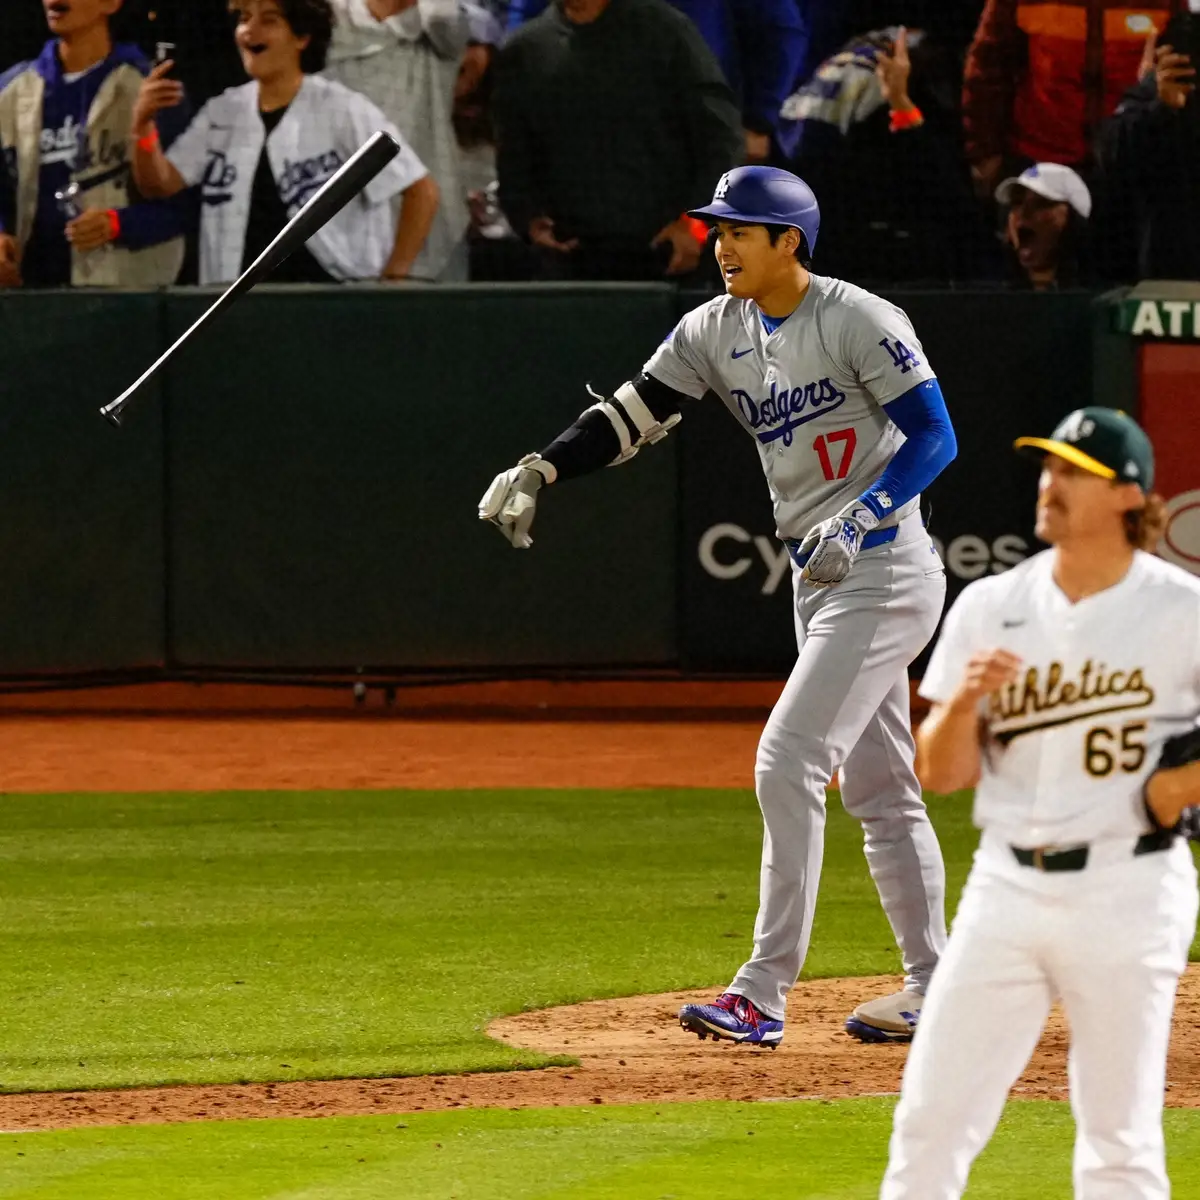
left=129, top=0, right=438, bottom=285
left=479, top=166, right=959, bottom=1046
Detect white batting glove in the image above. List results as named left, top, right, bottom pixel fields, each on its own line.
left=797, top=499, right=880, bottom=588
left=478, top=454, right=556, bottom=549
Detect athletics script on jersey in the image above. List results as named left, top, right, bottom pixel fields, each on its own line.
left=987, top=659, right=1155, bottom=746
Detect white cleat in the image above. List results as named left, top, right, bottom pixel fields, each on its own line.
left=844, top=989, right=924, bottom=1043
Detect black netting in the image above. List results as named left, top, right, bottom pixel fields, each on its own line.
left=1, top=0, right=1197, bottom=287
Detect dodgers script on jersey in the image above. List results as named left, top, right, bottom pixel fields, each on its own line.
left=167, top=75, right=426, bottom=285
left=922, top=549, right=1200, bottom=846
left=643, top=275, right=937, bottom=540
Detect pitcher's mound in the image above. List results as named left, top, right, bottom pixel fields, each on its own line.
left=1, top=969, right=1197, bottom=1131
left=489, top=967, right=1200, bottom=1108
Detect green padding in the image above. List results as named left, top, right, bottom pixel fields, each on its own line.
left=0, top=291, right=164, bottom=675
left=165, top=284, right=679, bottom=669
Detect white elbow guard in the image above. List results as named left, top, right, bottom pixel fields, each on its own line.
left=582, top=382, right=683, bottom=466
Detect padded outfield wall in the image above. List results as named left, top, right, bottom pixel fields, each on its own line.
left=0, top=285, right=1107, bottom=680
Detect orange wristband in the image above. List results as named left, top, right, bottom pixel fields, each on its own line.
left=137, top=128, right=160, bottom=153
left=106, top=209, right=120, bottom=241
left=889, top=106, right=924, bottom=132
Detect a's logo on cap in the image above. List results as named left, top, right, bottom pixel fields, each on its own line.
left=714, top=173, right=732, bottom=201
left=1126, top=459, right=1139, bottom=477
left=1057, top=411, right=1095, bottom=443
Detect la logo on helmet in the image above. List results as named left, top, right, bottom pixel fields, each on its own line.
left=714, top=173, right=732, bottom=201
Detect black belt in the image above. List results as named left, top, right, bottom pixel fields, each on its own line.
left=1010, top=829, right=1176, bottom=873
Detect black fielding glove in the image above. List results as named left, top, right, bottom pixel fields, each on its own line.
left=1144, top=728, right=1200, bottom=838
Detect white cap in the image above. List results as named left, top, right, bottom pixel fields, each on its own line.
left=995, top=163, right=1092, bottom=219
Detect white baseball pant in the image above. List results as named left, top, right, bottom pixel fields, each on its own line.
left=881, top=833, right=1198, bottom=1199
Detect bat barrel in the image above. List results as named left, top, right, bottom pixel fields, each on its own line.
left=99, top=131, right=402, bottom=426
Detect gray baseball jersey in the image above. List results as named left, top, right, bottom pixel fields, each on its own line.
left=644, top=275, right=937, bottom=540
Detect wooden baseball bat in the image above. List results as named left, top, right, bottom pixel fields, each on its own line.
left=101, top=130, right=401, bottom=426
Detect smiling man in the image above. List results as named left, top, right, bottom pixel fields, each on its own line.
left=0, top=0, right=189, bottom=288
left=479, top=165, right=959, bottom=1047
left=128, top=0, right=439, bottom=285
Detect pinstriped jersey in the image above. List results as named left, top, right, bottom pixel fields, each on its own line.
left=643, top=275, right=937, bottom=540
left=167, top=76, right=427, bottom=285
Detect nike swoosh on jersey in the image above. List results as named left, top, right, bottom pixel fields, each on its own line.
left=731, top=348, right=754, bottom=359
left=1002, top=619, right=1026, bottom=628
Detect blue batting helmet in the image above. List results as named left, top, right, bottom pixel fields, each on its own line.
left=688, top=166, right=821, bottom=254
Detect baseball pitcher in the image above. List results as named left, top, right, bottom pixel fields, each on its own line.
left=480, top=166, right=958, bottom=1045
left=882, top=408, right=1200, bottom=1198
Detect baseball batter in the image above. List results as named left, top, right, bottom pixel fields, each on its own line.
left=480, top=166, right=958, bottom=1044
left=882, top=408, right=1200, bottom=1198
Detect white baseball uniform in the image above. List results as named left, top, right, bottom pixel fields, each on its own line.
left=882, top=549, right=1200, bottom=1199
left=646, top=275, right=949, bottom=1019
left=167, top=75, right=428, bottom=285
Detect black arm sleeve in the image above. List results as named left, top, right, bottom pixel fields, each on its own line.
left=538, top=373, right=688, bottom=482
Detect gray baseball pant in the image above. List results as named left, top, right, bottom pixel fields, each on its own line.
left=727, top=519, right=949, bottom=1020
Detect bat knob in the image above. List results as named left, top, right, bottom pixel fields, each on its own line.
left=101, top=407, right=123, bottom=428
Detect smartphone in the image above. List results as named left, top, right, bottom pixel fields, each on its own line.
left=1162, top=12, right=1200, bottom=64
left=154, top=41, right=177, bottom=69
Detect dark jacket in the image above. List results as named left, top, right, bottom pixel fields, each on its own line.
left=781, top=28, right=996, bottom=284
left=1096, top=70, right=1200, bottom=279
left=504, top=0, right=808, bottom=138
left=494, top=0, right=743, bottom=244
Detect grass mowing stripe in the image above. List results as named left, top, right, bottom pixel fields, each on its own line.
left=1, top=1099, right=1199, bottom=1199
left=0, top=789, right=1193, bottom=1093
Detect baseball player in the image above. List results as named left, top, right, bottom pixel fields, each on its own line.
left=881, top=408, right=1200, bottom=1199
left=480, top=166, right=958, bottom=1045
left=128, top=0, right=437, bottom=285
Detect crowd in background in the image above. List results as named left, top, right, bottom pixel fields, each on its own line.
left=1, top=0, right=1199, bottom=291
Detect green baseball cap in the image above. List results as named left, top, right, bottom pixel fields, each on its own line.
left=1014, top=407, right=1154, bottom=491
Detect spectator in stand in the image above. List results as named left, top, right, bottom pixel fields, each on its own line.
left=324, top=0, right=470, bottom=282
left=456, top=2, right=503, bottom=215
left=494, top=0, right=742, bottom=281
left=0, top=0, right=190, bottom=289
left=779, top=27, right=995, bottom=283
left=129, top=0, right=439, bottom=286
left=995, top=161, right=1092, bottom=288
left=1097, top=16, right=1200, bottom=279
left=500, top=0, right=806, bottom=162
left=452, top=14, right=530, bottom=278
left=962, top=0, right=1181, bottom=200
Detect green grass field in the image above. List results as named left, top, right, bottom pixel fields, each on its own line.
left=5, top=1101, right=1200, bottom=1199
left=2, top=787, right=1197, bottom=1198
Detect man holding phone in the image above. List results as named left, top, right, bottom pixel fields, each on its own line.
left=1097, top=9, right=1200, bottom=280
left=130, top=0, right=438, bottom=286
left=0, top=0, right=190, bottom=288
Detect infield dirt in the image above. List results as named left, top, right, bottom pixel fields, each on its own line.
left=1, top=695, right=1196, bottom=1130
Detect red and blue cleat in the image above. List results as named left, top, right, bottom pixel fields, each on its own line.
left=679, top=991, right=783, bottom=1048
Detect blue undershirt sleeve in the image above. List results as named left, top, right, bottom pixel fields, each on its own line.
left=858, top=378, right=957, bottom=522
left=115, top=192, right=191, bottom=250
